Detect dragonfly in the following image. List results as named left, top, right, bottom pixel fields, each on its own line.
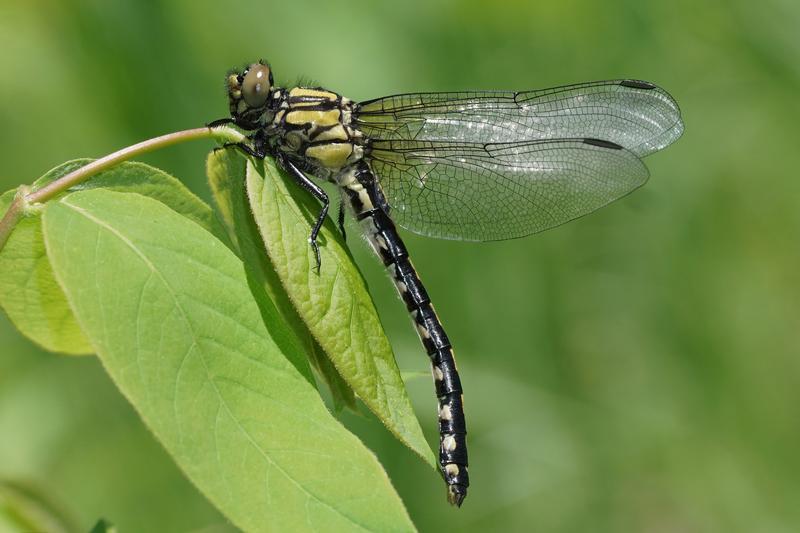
left=210, top=60, right=684, bottom=506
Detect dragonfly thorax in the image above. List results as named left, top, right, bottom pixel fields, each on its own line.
left=226, top=62, right=366, bottom=178
left=268, top=86, right=366, bottom=177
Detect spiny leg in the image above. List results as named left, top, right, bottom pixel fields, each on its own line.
left=279, top=156, right=329, bottom=272
left=217, top=139, right=329, bottom=271
left=337, top=196, right=347, bottom=241
left=215, top=130, right=268, bottom=159
left=206, top=117, right=235, bottom=128
left=218, top=141, right=265, bottom=159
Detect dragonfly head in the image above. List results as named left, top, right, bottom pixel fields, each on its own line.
left=226, top=60, right=275, bottom=130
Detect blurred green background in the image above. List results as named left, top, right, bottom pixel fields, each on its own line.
left=1, top=0, right=798, bottom=531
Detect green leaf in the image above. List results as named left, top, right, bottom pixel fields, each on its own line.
left=0, top=159, right=226, bottom=355
left=207, top=149, right=355, bottom=411
left=42, top=189, right=415, bottom=532
left=0, top=187, right=92, bottom=354
left=244, top=156, right=437, bottom=470
left=87, top=519, right=116, bottom=533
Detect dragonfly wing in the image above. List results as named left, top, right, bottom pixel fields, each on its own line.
left=356, top=80, right=683, bottom=158
left=368, top=138, right=649, bottom=241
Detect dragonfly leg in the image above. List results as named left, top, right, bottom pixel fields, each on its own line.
left=206, top=117, right=234, bottom=128
left=218, top=142, right=260, bottom=158
left=216, top=131, right=268, bottom=159
left=213, top=129, right=269, bottom=158
left=279, top=156, right=329, bottom=272
left=337, top=196, right=347, bottom=241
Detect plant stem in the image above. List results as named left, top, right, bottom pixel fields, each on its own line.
left=0, top=191, right=25, bottom=252
left=0, top=125, right=246, bottom=251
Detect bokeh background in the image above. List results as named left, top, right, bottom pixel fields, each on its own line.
left=1, top=1, right=798, bottom=531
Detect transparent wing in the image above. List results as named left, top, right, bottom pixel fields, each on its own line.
left=367, top=138, right=649, bottom=241
left=356, top=80, right=683, bottom=158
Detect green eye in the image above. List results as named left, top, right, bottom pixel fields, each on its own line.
left=242, top=64, right=272, bottom=107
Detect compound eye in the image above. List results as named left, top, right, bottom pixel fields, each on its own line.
left=241, top=64, right=271, bottom=107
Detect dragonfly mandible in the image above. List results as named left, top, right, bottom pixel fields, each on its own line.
left=210, top=60, right=684, bottom=506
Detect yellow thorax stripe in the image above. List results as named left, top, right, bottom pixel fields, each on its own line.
left=313, top=124, right=349, bottom=142
left=289, top=87, right=338, bottom=100
left=285, top=109, right=341, bottom=127
left=306, top=143, right=353, bottom=169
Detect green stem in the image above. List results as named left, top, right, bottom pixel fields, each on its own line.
left=0, top=125, right=245, bottom=251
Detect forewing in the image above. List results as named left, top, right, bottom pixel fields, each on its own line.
left=368, top=138, right=649, bottom=241
left=356, top=80, right=683, bottom=158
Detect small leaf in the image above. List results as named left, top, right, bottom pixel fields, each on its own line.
left=43, top=189, right=415, bottom=532
left=0, top=187, right=91, bottom=354
left=0, top=159, right=226, bottom=355
left=207, top=149, right=355, bottom=410
left=245, top=156, right=437, bottom=470
left=88, top=519, right=116, bottom=533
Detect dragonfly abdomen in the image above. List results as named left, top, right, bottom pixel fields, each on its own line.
left=339, top=163, right=470, bottom=506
